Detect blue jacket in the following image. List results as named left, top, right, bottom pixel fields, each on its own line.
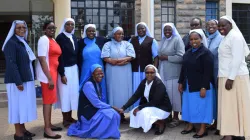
left=3, top=35, right=34, bottom=86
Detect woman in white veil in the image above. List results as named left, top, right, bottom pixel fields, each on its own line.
left=158, top=23, right=185, bottom=128
left=55, top=18, right=79, bottom=127
left=217, top=15, right=250, bottom=140
left=2, top=20, right=37, bottom=140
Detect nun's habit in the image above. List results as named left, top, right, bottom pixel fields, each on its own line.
left=122, top=65, right=171, bottom=133
left=78, top=24, right=107, bottom=103
left=55, top=18, right=79, bottom=112
left=101, top=27, right=135, bottom=110
left=158, top=23, right=185, bottom=113
left=67, top=64, right=120, bottom=139
left=2, top=20, right=37, bottom=124
left=129, top=22, right=159, bottom=107
left=179, top=29, right=214, bottom=124
left=217, top=16, right=250, bottom=137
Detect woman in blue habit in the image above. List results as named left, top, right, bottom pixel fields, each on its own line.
left=67, top=64, right=120, bottom=139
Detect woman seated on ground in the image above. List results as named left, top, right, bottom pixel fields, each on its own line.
left=118, top=64, right=172, bottom=135
left=67, top=64, right=120, bottom=139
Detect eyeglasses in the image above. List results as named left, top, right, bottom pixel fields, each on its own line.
left=47, top=26, right=57, bottom=30
left=15, top=27, right=27, bottom=30
left=145, top=72, right=155, bottom=74
left=65, top=23, right=74, bottom=27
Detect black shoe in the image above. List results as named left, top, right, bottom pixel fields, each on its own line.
left=24, top=131, right=35, bottom=137
left=51, top=126, right=62, bottom=131
left=14, top=134, right=32, bottom=140
left=154, top=124, right=166, bottom=135
left=214, top=130, right=220, bottom=135
left=181, top=127, right=196, bottom=134
left=193, top=131, right=208, bottom=138
left=233, top=136, right=245, bottom=140
left=43, top=132, right=61, bottom=139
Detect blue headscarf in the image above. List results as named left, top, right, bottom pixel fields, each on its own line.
left=79, top=64, right=103, bottom=90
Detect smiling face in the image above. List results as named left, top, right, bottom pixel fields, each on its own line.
left=113, top=30, right=124, bottom=42
left=164, top=25, right=173, bottom=38
left=92, top=68, right=104, bottom=83
left=137, top=24, right=146, bottom=37
left=45, top=22, right=56, bottom=38
left=206, top=20, right=218, bottom=34
left=145, top=66, right=156, bottom=82
left=86, top=27, right=96, bottom=39
left=189, top=32, right=202, bottom=48
left=190, top=19, right=201, bottom=30
left=65, top=21, right=74, bottom=33
left=15, top=23, right=26, bottom=37
left=218, top=19, right=232, bottom=36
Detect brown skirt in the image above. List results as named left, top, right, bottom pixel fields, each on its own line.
left=217, top=75, right=250, bottom=136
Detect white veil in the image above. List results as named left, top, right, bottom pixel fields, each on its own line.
left=189, top=29, right=208, bottom=48
left=59, top=18, right=75, bottom=34
left=135, top=22, right=153, bottom=37
left=82, top=24, right=97, bottom=38
left=221, top=15, right=250, bottom=57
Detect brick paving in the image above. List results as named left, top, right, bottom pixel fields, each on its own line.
left=0, top=106, right=249, bottom=140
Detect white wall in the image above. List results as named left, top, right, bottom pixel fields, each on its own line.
left=226, top=0, right=250, bottom=16
left=0, top=0, right=53, bottom=14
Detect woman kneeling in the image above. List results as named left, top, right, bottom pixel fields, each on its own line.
left=119, top=65, right=172, bottom=135
left=67, top=64, right=120, bottom=139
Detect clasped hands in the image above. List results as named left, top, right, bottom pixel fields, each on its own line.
left=112, top=106, right=140, bottom=116
left=108, top=58, right=128, bottom=66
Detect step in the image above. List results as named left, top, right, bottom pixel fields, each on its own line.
left=0, top=98, right=43, bottom=108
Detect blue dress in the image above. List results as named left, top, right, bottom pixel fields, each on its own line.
left=79, top=37, right=107, bottom=103
left=207, top=30, right=223, bottom=119
left=67, top=81, right=120, bottom=139
left=129, top=36, right=158, bottom=107
left=101, top=40, right=135, bottom=110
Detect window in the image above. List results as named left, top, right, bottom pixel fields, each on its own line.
left=161, top=0, right=176, bottom=24
left=206, top=1, right=219, bottom=21
left=71, top=0, right=134, bottom=38
left=233, top=4, right=250, bottom=44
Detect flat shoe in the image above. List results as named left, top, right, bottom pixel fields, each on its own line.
left=51, top=126, right=62, bottom=131
left=193, top=131, right=208, bottom=138
left=44, top=132, right=61, bottom=139
left=14, top=134, right=32, bottom=140
left=154, top=124, right=166, bottom=135
left=181, top=127, right=196, bottom=134
left=24, top=131, right=35, bottom=137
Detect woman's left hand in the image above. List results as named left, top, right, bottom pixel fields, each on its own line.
left=200, top=88, right=206, bottom=98
left=225, top=79, right=234, bottom=90
left=117, top=60, right=128, bottom=66
left=159, top=55, right=168, bottom=60
left=133, top=108, right=140, bottom=116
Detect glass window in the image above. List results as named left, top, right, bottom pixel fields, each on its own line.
left=161, top=0, right=176, bottom=25
left=206, top=1, right=219, bottom=21
left=233, top=3, right=250, bottom=44
left=71, top=0, right=134, bottom=38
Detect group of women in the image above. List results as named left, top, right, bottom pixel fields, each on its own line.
left=2, top=15, right=250, bottom=140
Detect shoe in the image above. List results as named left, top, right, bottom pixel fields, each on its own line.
left=14, top=134, right=32, bottom=140
left=193, top=131, right=208, bottom=138
left=24, top=131, right=35, bottom=137
left=43, top=132, right=61, bottom=139
left=233, top=136, right=245, bottom=140
left=154, top=124, right=166, bottom=135
left=51, top=126, right=62, bottom=131
left=181, top=127, right=196, bottom=134
left=214, top=130, right=220, bottom=135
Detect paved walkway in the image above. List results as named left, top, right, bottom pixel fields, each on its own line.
left=0, top=106, right=249, bottom=140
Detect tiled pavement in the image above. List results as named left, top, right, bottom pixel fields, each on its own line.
left=0, top=106, right=249, bottom=140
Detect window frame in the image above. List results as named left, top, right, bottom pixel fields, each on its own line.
left=205, top=1, right=220, bottom=21
left=161, top=0, right=176, bottom=25
left=71, top=0, right=135, bottom=38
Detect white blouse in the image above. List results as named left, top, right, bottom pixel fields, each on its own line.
left=218, top=29, right=249, bottom=80
left=144, top=81, right=154, bottom=102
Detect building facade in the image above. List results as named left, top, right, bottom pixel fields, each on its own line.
left=0, top=0, right=250, bottom=73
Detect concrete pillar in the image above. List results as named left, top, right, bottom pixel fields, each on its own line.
left=141, top=0, right=154, bottom=37
left=53, top=0, right=71, bottom=35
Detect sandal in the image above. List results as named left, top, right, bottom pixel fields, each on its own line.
left=167, top=119, right=180, bottom=128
